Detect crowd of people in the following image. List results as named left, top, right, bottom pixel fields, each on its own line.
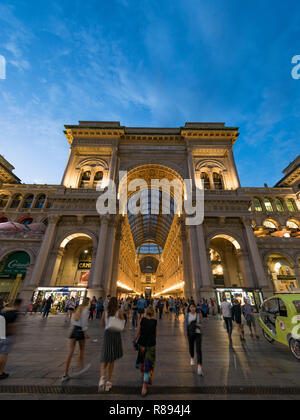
left=0, top=293, right=260, bottom=396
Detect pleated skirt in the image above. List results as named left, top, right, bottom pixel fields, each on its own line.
left=101, top=329, right=123, bottom=363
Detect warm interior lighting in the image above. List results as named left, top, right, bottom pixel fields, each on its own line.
left=117, top=281, right=140, bottom=294
left=153, top=282, right=185, bottom=297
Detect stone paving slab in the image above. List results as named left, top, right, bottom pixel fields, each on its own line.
left=0, top=313, right=300, bottom=399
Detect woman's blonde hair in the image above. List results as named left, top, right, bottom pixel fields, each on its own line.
left=145, top=305, right=155, bottom=318
left=73, top=297, right=90, bottom=322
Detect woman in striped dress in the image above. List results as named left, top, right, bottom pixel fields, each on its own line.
left=99, top=297, right=124, bottom=392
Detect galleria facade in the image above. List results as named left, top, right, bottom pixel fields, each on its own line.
left=0, top=121, right=299, bottom=308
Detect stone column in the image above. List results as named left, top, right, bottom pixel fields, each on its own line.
left=207, top=168, right=215, bottom=190
left=179, top=219, right=194, bottom=300
left=196, top=224, right=214, bottom=293
left=187, top=225, right=200, bottom=300
left=227, top=149, right=241, bottom=189
left=20, top=215, right=60, bottom=303
left=187, top=148, right=196, bottom=191
left=109, top=218, right=124, bottom=296
left=109, top=147, right=118, bottom=183
left=236, top=250, right=255, bottom=288
left=100, top=217, right=117, bottom=296
left=242, top=217, right=270, bottom=292
left=49, top=248, right=64, bottom=286
left=88, top=216, right=109, bottom=298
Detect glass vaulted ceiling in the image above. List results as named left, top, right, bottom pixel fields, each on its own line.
left=127, top=189, right=175, bottom=251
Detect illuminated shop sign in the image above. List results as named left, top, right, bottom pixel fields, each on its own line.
left=78, top=261, right=91, bottom=270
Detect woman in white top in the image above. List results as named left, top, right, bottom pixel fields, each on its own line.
left=99, top=297, right=124, bottom=392
left=62, top=297, right=90, bottom=383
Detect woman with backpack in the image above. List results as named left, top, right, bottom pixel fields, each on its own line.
left=184, top=303, right=204, bottom=376
left=99, top=297, right=125, bottom=392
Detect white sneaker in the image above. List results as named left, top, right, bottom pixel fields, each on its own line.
left=190, top=358, right=195, bottom=366
left=197, top=366, right=204, bottom=376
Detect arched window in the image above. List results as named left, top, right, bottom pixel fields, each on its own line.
left=0, top=195, right=9, bottom=209
left=10, top=194, right=22, bottom=209
left=213, top=172, right=223, bottom=190
left=263, top=220, right=277, bottom=229
left=35, top=194, right=46, bottom=209
left=286, top=198, right=298, bottom=212
left=275, top=198, right=284, bottom=212
left=80, top=171, right=91, bottom=188
left=253, top=198, right=263, bottom=212
left=23, top=194, right=34, bottom=209
left=286, top=220, right=299, bottom=229
left=93, top=171, right=104, bottom=188
left=200, top=173, right=210, bottom=190
left=264, top=198, right=274, bottom=212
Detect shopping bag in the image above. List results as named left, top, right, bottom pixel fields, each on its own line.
left=0, top=315, right=6, bottom=340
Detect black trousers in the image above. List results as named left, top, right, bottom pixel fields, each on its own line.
left=223, top=317, right=233, bottom=337
left=188, top=333, right=202, bottom=365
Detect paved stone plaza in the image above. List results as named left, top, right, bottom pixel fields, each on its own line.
left=0, top=312, right=300, bottom=400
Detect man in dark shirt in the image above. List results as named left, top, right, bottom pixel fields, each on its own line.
left=0, top=299, right=22, bottom=380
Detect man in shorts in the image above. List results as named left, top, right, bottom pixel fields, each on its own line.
left=0, top=299, right=22, bottom=380
left=242, top=299, right=259, bottom=339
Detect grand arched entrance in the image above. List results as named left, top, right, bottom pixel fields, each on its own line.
left=209, top=234, right=264, bottom=310
left=115, top=165, right=187, bottom=299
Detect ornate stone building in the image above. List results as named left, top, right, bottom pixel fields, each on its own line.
left=0, top=122, right=299, bottom=308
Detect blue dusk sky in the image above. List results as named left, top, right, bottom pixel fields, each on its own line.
left=0, top=0, right=299, bottom=186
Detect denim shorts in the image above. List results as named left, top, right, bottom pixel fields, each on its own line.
left=0, top=338, right=12, bottom=354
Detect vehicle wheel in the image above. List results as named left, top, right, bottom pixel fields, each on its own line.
left=262, top=329, right=274, bottom=343
left=289, top=338, right=300, bottom=361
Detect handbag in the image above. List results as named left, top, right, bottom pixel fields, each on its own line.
left=107, top=312, right=125, bottom=332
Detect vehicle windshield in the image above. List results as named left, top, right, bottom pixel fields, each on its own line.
left=293, top=301, right=300, bottom=314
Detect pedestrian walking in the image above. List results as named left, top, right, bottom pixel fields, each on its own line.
left=42, top=296, right=53, bottom=318
left=0, top=299, right=22, bottom=380
left=220, top=296, right=233, bottom=341
left=132, top=296, right=138, bottom=329
left=158, top=297, right=164, bottom=320
left=243, top=299, right=260, bottom=339
left=96, top=297, right=103, bottom=319
left=137, top=295, right=147, bottom=323
left=62, top=297, right=91, bottom=383
left=232, top=299, right=245, bottom=342
left=89, top=297, right=97, bottom=321
left=65, top=297, right=76, bottom=322
left=184, top=303, right=204, bottom=376
left=135, top=305, right=157, bottom=397
left=99, top=297, right=125, bottom=392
